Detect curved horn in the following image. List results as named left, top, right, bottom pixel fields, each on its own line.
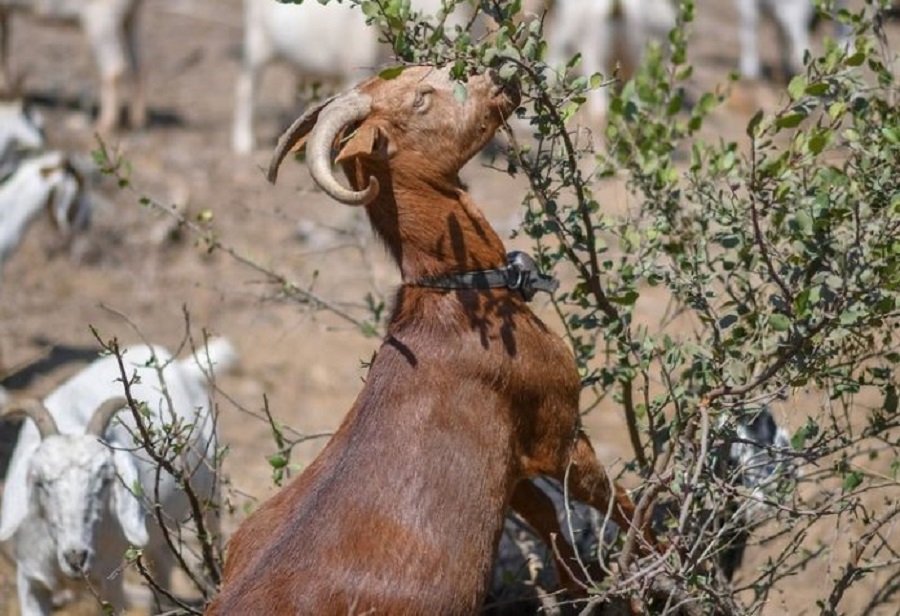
left=267, top=94, right=339, bottom=184
left=85, top=396, right=128, bottom=437
left=1, top=398, right=59, bottom=439
left=306, top=92, right=379, bottom=207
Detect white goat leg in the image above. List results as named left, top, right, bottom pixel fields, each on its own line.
left=124, top=5, right=145, bottom=128
left=17, top=568, right=53, bottom=616
left=737, top=0, right=763, bottom=78
left=772, top=0, right=813, bottom=77
left=80, top=3, right=128, bottom=132
left=737, top=0, right=818, bottom=80
left=232, top=0, right=277, bottom=154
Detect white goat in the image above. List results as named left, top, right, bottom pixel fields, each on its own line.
left=545, top=0, right=677, bottom=121
left=0, top=151, right=90, bottom=286
left=0, top=98, right=44, bottom=175
left=0, top=0, right=145, bottom=132
left=736, top=0, right=851, bottom=80
left=0, top=339, right=237, bottom=615
left=232, top=0, right=470, bottom=153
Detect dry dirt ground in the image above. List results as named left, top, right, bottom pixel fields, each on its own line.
left=0, top=1, right=897, bottom=614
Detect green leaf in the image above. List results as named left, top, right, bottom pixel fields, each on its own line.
left=787, top=75, right=807, bottom=101
left=776, top=112, right=806, bottom=129
left=792, top=419, right=819, bottom=449
left=805, top=82, right=830, bottom=96
left=498, top=62, right=518, bottom=81
left=378, top=66, right=405, bottom=80
left=828, top=101, right=846, bottom=120
left=268, top=454, right=288, bottom=469
left=845, top=51, right=865, bottom=66
left=561, top=100, right=581, bottom=123
left=808, top=130, right=829, bottom=155
left=882, top=127, right=900, bottom=145
left=842, top=470, right=864, bottom=491
left=769, top=314, right=791, bottom=331
left=453, top=82, right=468, bottom=103
left=609, top=290, right=640, bottom=306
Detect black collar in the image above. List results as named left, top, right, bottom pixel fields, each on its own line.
left=413, top=251, right=559, bottom=302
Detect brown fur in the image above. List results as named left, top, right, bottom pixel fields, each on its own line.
left=207, top=66, right=654, bottom=616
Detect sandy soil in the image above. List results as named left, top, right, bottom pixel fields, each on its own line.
left=0, top=0, right=897, bottom=614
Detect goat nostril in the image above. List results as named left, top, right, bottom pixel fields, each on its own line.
left=64, top=549, right=88, bottom=572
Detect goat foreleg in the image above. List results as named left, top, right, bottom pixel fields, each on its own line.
left=510, top=479, right=604, bottom=596
left=16, top=569, right=53, bottom=616
left=564, top=432, right=658, bottom=557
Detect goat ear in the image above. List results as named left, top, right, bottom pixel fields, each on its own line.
left=112, top=449, right=149, bottom=547
left=335, top=125, right=388, bottom=164
left=0, top=424, right=42, bottom=541
left=0, top=469, right=30, bottom=541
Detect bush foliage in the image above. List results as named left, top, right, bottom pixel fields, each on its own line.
left=304, top=1, right=900, bottom=613
left=103, top=0, right=899, bottom=613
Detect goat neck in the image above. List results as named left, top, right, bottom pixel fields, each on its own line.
left=347, top=156, right=508, bottom=282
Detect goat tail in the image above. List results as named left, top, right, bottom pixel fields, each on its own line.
left=180, top=337, right=239, bottom=383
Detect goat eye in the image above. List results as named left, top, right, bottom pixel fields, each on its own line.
left=412, top=87, right=434, bottom=110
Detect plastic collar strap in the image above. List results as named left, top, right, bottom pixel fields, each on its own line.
left=415, top=251, right=559, bottom=302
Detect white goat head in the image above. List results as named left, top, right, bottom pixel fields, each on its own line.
left=39, top=154, right=91, bottom=234
left=1, top=397, right=148, bottom=579
left=0, top=98, right=45, bottom=170
left=729, top=404, right=795, bottom=494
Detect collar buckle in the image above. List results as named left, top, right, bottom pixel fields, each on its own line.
left=413, top=251, right=559, bottom=302
left=506, top=251, right=560, bottom=301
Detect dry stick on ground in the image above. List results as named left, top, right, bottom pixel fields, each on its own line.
left=92, top=136, right=370, bottom=332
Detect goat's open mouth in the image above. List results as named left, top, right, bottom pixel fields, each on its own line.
left=489, top=85, right=520, bottom=117
left=490, top=79, right=521, bottom=116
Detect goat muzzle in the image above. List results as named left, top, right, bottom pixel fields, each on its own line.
left=61, top=548, right=90, bottom=577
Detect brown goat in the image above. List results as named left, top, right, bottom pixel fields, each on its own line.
left=207, top=65, right=655, bottom=616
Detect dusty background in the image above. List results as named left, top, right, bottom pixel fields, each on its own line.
left=0, top=0, right=897, bottom=614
